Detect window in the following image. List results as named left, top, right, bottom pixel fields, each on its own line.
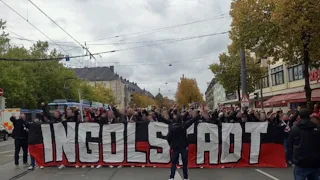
left=288, top=64, right=304, bottom=82
left=262, top=75, right=269, bottom=88
left=271, top=65, right=284, bottom=86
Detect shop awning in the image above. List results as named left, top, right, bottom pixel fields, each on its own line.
left=263, top=94, right=289, bottom=106
left=289, top=88, right=320, bottom=102
left=263, top=88, right=320, bottom=105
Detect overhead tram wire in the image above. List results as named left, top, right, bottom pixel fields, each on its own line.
left=0, top=30, right=229, bottom=61
left=86, top=13, right=230, bottom=42
left=0, top=1, right=74, bottom=55
left=5, top=13, right=229, bottom=47
left=27, top=0, right=99, bottom=66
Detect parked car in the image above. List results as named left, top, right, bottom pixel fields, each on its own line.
left=0, top=124, right=9, bottom=141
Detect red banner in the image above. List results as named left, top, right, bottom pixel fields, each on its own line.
left=29, top=122, right=287, bottom=168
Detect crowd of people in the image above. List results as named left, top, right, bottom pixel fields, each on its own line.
left=8, top=102, right=320, bottom=180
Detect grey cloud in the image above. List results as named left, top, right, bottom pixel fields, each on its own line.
left=145, top=0, right=169, bottom=16
left=1, top=0, right=232, bottom=99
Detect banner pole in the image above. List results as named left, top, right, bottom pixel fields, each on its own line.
left=78, top=89, right=84, bottom=122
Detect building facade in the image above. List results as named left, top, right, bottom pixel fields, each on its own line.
left=212, top=83, right=227, bottom=110
left=74, top=66, right=154, bottom=109
left=205, top=78, right=215, bottom=110
left=249, top=58, right=320, bottom=112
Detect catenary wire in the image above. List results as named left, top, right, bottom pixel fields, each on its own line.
left=87, top=13, right=229, bottom=42
left=0, top=31, right=229, bottom=61
left=0, top=0, right=84, bottom=65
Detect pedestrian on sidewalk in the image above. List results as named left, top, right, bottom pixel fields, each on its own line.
left=10, top=113, right=29, bottom=167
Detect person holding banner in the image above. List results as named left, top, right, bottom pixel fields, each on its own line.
left=167, top=109, right=202, bottom=180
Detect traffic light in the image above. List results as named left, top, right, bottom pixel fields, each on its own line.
left=254, top=92, right=259, bottom=100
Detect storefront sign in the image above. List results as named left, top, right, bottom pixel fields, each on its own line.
left=310, top=68, right=320, bottom=82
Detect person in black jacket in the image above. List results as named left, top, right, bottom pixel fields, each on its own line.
left=10, top=113, right=29, bottom=167
left=167, top=110, right=200, bottom=180
left=288, top=109, right=320, bottom=180
left=27, top=116, right=43, bottom=170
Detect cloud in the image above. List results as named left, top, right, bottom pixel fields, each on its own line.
left=1, top=0, right=232, bottom=99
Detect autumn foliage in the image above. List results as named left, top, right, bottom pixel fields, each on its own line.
left=130, top=92, right=156, bottom=108
left=175, top=76, right=204, bottom=107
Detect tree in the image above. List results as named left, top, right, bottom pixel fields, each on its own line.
left=131, top=92, right=156, bottom=107
left=91, top=84, right=115, bottom=104
left=209, top=44, right=265, bottom=101
left=0, top=19, right=115, bottom=108
left=175, top=76, right=204, bottom=107
left=230, top=0, right=320, bottom=110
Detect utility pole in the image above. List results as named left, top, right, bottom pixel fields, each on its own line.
left=260, top=79, right=264, bottom=109
left=240, top=49, right=249, bottom=109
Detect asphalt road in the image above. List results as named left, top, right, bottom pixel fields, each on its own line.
left=0, top=138, right=294, bottom=180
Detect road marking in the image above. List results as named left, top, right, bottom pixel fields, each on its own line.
left=174, top=171, right=183, bottom=180
left=0, top=140, right=14, bottom=147
left=255, top=169, right=280, bottom=180
left=0, top=161, right=14, bottom=168
left=0, top=150, right=14, bottom=155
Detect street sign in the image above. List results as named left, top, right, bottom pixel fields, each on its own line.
left=241, top=94, right=249, bottom=102
left=241, top=94, right=249, bottom=108
left=0, top=88, right=3, bottom=97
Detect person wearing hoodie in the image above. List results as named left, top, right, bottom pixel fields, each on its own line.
left=167, top=110, right=201, bottom=180
left=288, top=109, right=320, bottom=180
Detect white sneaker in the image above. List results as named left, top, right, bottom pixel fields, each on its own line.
left=40, top=166, right=44, bottom=169
left=96, top=165, right=101, bottom=169
left=117, top=165, right=122, bottom=168
left=58, top=165, right=65, bottom=169
left=82, top=165, right=86, bottom=168
left=109, top=165, right=114, bottom=168
left=169, top=179, right=173, bottom=180
left=75, top=165, right=79, bottom=168
left=91, top=165, right=94, bottom=168
left=28, top=166, right=34, bottom=170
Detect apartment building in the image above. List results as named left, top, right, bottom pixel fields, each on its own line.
left=205, top=78, right=215, bottom=110
left=74, top=66, right=154, bottom=109
left=212, top=83, right=227, bottom=110
left=250, top=58, right=320, bottom=112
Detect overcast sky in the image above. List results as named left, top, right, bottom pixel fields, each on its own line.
left=1, top=0, right=232, bottom=99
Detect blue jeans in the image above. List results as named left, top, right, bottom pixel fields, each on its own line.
left=170, top=148, right=188, bottom=179
left=284, top=138, right=292, bottom=163
left=294, top=166, right=320, bottom=180
left=30, top=156, right=35, bottom=167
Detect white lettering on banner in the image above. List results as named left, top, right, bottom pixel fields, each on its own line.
left=197, top=123, right=219, bottom=164
left=245, top=122, right=268, bottom=164
left=102, top=124, right=125, bottom=163
left=221, top=123, right=242, bottom=163
left=41, top=124, right=53, bottom=163
left=78, top=123, right=100, bottom=163
left=53, top=123, right=76, bottom=163
left=38, top=122, right=273, bottom=166
left=148, top=122, right=170, bottom=163
left=127, top=123, right=147, bottom=163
